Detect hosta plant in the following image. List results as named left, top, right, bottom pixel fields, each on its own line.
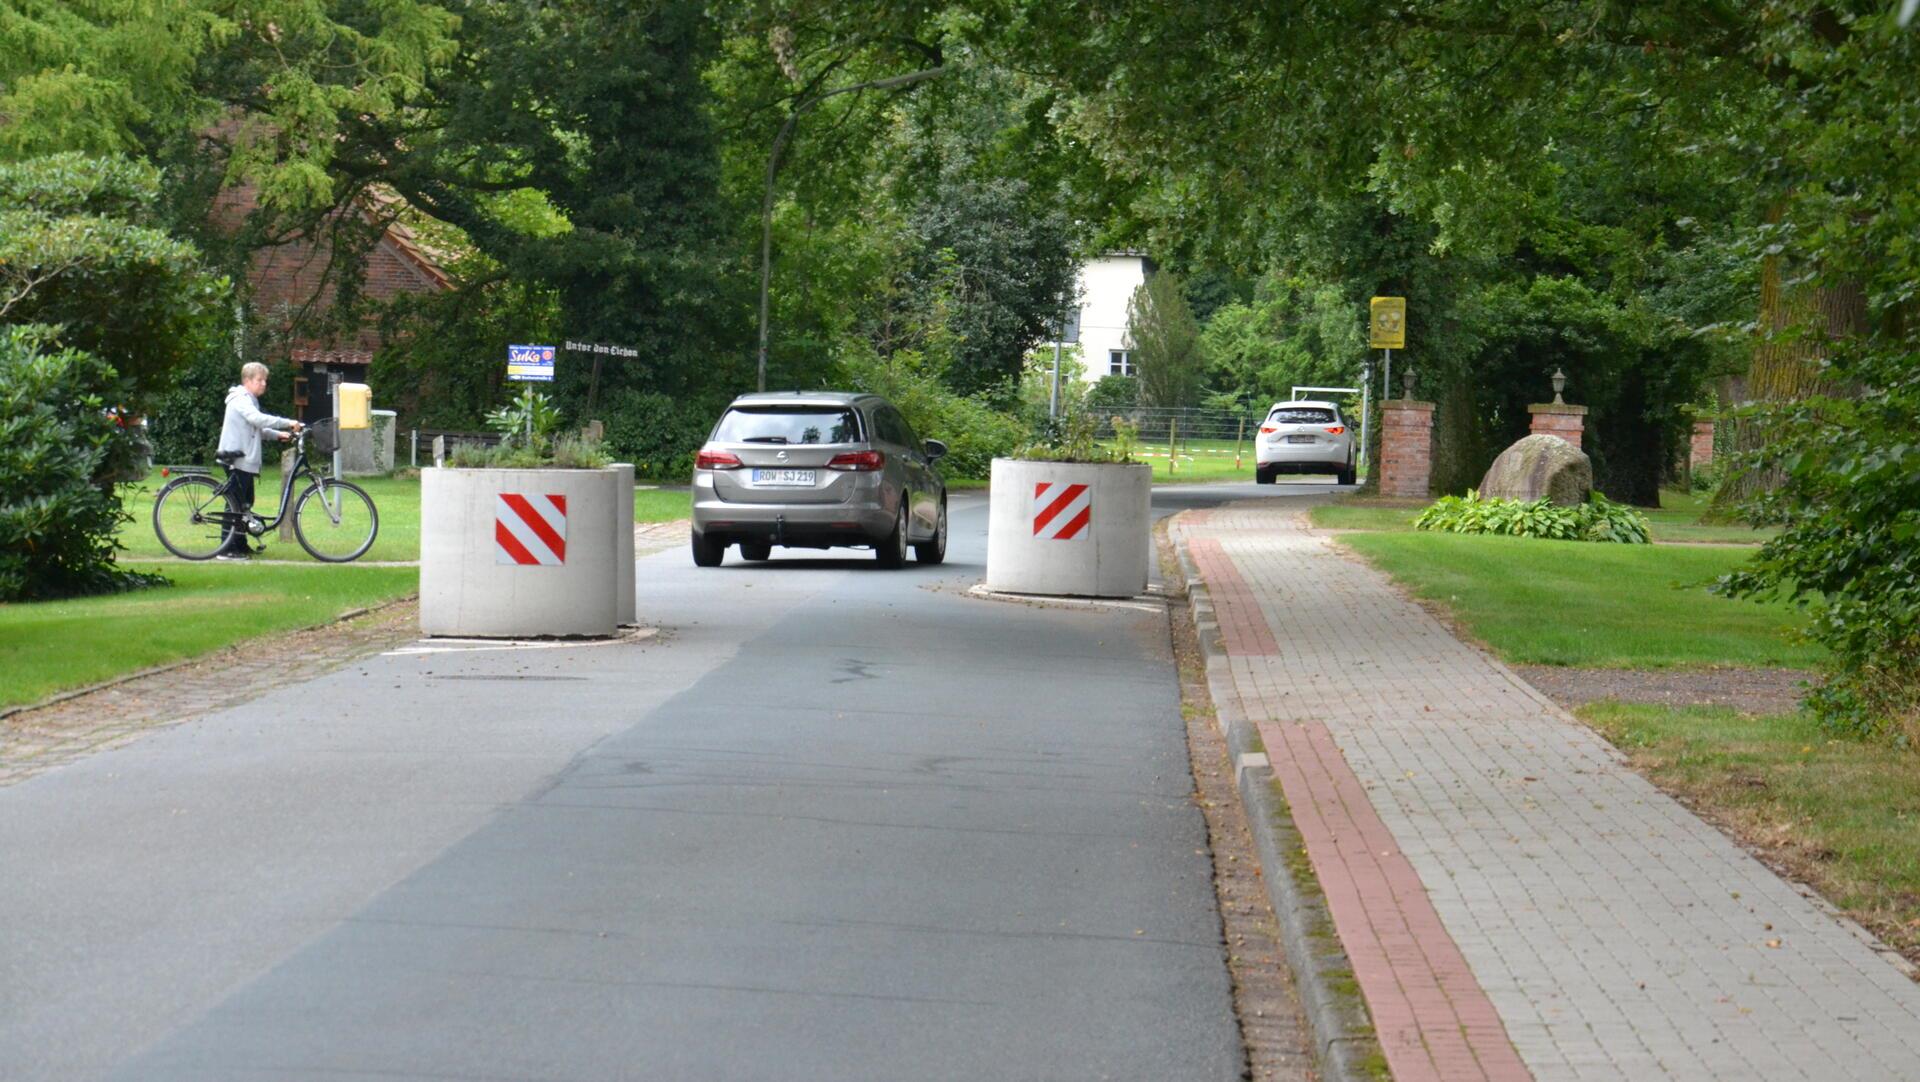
left=1415, top=490, right=1650, bottom=544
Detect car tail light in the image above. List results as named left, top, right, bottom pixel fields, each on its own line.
left=1325, top=426, right=1346, bottom=435
left=696, top=449, right=742, bottom=470
left=827, top=450, right=885, bottom=471
left=1259, top=425, right=1278, bottom=435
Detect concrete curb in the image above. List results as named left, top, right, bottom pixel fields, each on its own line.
left=1167, top=516, right=1386, bottom=1082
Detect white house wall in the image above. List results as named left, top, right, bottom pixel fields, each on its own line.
left=1060, top=255, right=1148, bottom=384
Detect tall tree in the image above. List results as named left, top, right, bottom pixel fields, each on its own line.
left=1128, top=271, right=1203, bottom=409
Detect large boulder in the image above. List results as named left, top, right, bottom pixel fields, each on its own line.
left=1478, top=434, right=1592, bottom=506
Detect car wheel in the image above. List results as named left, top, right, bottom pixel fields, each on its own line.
left=1255, top=468, right=1275, bottom=485
left=875, top=503, right=908, bottom=569
left=739, top=539, right=772, bottom=561
left=914, top=498, right=947, bottom=565
left=691, top=531, right=724, bottom=567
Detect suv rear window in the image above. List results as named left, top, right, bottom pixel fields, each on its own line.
left=713, top=407, right=861, bottom=445
left=1270, top=407, right=1337, bottom=425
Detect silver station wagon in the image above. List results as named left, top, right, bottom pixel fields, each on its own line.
left=690, top=392, right=948, bottom=568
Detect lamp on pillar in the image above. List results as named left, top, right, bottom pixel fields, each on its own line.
left=1551, top=367, right=1567, bottom=405
left=1401, top=365, right=1416, bottom=400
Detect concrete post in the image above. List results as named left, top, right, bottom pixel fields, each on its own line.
left=1528, top=403, right=1588, bottom=450
left=1379, top=400, right=1436, bottom=499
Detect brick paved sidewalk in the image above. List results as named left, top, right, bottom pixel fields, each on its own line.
left=1175, top=501, right=1920, bottom=1082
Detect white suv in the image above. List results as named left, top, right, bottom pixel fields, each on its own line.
left=1255, top=400, right=1356, bottom=486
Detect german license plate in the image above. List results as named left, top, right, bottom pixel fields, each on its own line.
left=752, top=468, right=815, bottom=486
left=1286, top=434, right=1317, bottom=444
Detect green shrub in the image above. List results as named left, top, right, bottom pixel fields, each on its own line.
left=1016, top=409, right=1141, bottom=465
left=842, top=347, right=1026, bottom=479
left=1689, top=459, right=1721, bottom=495
left=485, top=387, right=563, bottom=449
left=145, top=343, right=237, bottom=464
left=1718, top=361, right=1920, bottom=746
left=0, top=154, right=227, bottom=399
left=602, top=389, right=719, bottom=480
left=445, top=435, right=610, bottom=470
left=0, top=326, right=166, bottom=601
left=1415, top=489, right=1651, bottom=544
left=1086, top=374, right=1140, bottom=412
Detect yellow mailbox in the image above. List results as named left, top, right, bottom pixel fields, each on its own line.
left=336, top=382, right=372, bottom=430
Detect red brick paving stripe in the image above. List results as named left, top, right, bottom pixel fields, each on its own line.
left=1187, top=537, right=1281, bottom=656
left=1257, top=716, right=1533, bottom=1082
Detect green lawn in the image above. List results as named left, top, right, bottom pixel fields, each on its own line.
left=633, top=486, right=691, bottom=523
left=0, top=475, right=696, bottom=710
left=1099, top=436, right=1360, bottom=484
left=1311, top=488, right=1778, bottom=545
left=0, top=563, right=417, bottom=709
left=1310, top=501, right=1423, bottom=532
left=1337, top=531, right=1820, bottom=668
left=1583, top=703, right=1920, bottom=965
left=1644, top=489, right=1780, bottom=544
left=119, top=468, right=424, bottom=563
left=117, top=469, right=692, bottom=562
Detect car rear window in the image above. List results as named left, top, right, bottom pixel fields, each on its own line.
left=713, top=407, right=861, bottom=445
left=1270, top=407, right=1337, bottom=425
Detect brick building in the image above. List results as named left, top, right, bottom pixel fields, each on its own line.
left=216, top=189, right=452, bottom=422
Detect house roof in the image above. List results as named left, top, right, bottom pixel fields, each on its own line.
left=363, top=189, right=454, bottom=291
left=290, top=347, right=375, bottom=367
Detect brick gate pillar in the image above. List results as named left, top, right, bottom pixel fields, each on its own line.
left=1690, top=421, right=1715, bottom=470
left=1379, top=401, right=1436, bottom=499
left=1528, top=403, right=1588, bottom=450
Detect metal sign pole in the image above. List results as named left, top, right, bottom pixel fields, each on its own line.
left=329, top=370, right=342, bottom=480
left=1359, top=363, right=1372, bottom=478
left=1049, top=295, right=1065, bottom=421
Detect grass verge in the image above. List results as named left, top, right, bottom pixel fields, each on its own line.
left=1582, top=703, right=1920, bottom=968
left=0, top=563, right=417, bottom=709
left=116, top=469, right=692, bottom=563
left=1337, top=531, right=1820, bottom=669
left=633, top=486, right=691, bottom=523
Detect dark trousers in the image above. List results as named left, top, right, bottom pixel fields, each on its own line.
left=218, top=467, right=258, bottom=554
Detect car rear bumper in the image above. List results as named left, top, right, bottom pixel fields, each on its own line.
left=691, top=490, right=895, bottom=547
left=1256, top=441, right=1350, bottom=469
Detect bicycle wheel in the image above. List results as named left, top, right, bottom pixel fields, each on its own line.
left=293, top=479, right=379, bottom=562
left=152, top=475, right=233, bottom=560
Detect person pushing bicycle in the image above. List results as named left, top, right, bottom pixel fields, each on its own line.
left=214, top=362, right=302, bottom=560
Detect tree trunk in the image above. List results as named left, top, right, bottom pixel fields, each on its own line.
left=1713, top=245, right=1865, bottom=514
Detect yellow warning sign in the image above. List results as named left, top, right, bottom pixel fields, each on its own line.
left=1369, top=296, right=1407, bottom=349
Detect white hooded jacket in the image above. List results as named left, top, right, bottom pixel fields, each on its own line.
left=217, top=385, right=295, bottom=473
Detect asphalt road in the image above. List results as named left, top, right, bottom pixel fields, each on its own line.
left=0, top=479, right=1340, bottom=1082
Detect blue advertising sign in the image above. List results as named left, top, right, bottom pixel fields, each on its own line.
left=507, top=344, right=556, bottom=382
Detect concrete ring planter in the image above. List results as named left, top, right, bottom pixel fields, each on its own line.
left=986, top=458, right=1151, bottom=598
left=420, top=465, right=634, bottom=637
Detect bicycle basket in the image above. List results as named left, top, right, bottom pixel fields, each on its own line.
left=306, top=418, right=340, bottom=455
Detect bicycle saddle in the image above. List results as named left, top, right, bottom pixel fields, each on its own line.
left=214, top=449, right=243, bottom=466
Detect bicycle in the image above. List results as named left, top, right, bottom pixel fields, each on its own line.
left=151, top=419, right=380, bottom=562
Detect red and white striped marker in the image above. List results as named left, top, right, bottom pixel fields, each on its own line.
left=495, top=493, right=567, bottom=565
left=1032, top=482, right=1091, bottom=541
